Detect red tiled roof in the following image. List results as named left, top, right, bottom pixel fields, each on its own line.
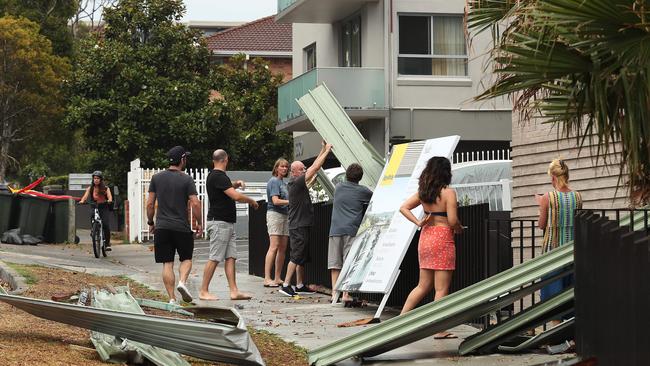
left=205, top=15, right=292, bottom=53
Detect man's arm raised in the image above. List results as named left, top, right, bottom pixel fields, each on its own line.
left=305, top=142, right=332, bottom=183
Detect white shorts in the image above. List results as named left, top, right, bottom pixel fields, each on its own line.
left=266, top=210, right=289, bottom=236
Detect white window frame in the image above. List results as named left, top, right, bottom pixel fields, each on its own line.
left=397, top=14, right=468, bottom=78
left=304, top=43, right=317, bottom=72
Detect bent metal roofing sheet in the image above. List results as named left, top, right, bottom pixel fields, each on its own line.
left=0, top=293, right=265, bottom=366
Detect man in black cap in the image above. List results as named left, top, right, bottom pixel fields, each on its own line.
left=146, top=146, right=203, bottom=305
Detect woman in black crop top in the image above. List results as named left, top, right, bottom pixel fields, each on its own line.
left=399, top=156, right=462, bottom=339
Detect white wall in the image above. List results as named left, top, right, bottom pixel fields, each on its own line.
left=360, top=1, right=384, bottom=67
left=291, top=2, right=386, bottom=75
left=292, top=23, right=338, bottom=76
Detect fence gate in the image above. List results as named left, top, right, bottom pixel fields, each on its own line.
left=127, top=159, right=208, bottom=243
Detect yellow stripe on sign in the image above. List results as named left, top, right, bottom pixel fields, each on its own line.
left=380, top=143, right=408, bottom=186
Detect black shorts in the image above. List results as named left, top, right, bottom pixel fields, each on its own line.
left=289, top=226, right=310, bottom=265
left=154, top=229, right=194, bottom=263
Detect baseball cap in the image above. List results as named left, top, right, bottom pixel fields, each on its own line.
left=167, top=146, right=191, bottom=164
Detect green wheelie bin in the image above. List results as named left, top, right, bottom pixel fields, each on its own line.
left=17, top=193, right=51, bottom=238
left=46, top=197, right=72, bottom=243
left=0, top=191, right=14, bottom=235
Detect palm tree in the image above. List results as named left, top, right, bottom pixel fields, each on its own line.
left=467, top=0, right=650, bottom=204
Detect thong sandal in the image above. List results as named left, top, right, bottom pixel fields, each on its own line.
left=263, top=283, right=280, bottom=288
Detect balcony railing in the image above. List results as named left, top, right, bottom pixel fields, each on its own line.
left=278, top=67, right=385, bottom=125
left=277, top=0, right=298, bottom=13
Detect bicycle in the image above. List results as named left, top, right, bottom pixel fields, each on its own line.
left=80, top=202, right=110, bottom=258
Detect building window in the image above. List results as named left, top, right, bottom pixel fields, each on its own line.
left=304, top=43, right=316, bottom=72
left=398, top=15, right=467, bottom=77
left=340, top=16, right=361, bottom=67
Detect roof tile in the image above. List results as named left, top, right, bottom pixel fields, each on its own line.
left=205, top=15, right=292, bottom=53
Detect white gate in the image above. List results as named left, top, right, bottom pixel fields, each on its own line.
left=128, top=159, right=209, bottom=243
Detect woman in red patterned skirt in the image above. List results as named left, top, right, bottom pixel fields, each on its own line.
left=399, top=156, right=463, bottom=339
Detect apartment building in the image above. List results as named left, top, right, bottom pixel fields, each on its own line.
left=275, top=0, right=512, bottom=161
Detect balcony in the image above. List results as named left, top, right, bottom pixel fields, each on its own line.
left=277, top=67, right=387, bottom=131
left=276, top=0, right=378, bottom=23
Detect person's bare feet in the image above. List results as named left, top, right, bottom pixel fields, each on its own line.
left=230, top=292, right=252, bottom=300
left=199, top=291, right=219, bottom=301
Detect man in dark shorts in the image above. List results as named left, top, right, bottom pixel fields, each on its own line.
left=199, top=149, right=259, bottom=301
left=279, top=141, right=332, bottom=297
left=146, top=146, right=203, bottom=305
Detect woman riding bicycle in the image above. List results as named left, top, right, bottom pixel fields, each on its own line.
left=79, top=171, right=113, bottom=250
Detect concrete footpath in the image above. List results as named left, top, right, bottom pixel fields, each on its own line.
left=0, top=239, right=572, bottom=366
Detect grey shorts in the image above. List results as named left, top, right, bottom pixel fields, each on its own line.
left=266, top=210, right=289, bottom=236
left=328, top=235, right=355, bottom=269
left=206, top=221, right=236, bottom=262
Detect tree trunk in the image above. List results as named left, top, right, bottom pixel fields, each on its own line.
left=0, top=120, right=10, bottom=182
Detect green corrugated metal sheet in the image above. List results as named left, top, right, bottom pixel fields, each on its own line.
left=90, top=287, right=191, bottom=366
left=498, top=318, right=574, bottom=353
left=308, top=210, right=649, bottom=365
left=296, top=83, right=385, bottom=189
left=308, top=243, right=574, bottom=366
left=458, top=288, right=574, bottom=355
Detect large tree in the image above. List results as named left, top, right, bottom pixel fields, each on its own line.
left=65, top=0, right=229, bottom=185
left=0, top=0, right=77, bottom=56
left=212, top=54, right=293, bottom=170
left=467, top=0, right=650, bottom=204
left=0, top=16, right=70, bottom=182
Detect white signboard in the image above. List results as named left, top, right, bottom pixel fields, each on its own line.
left=336, top=136, right=460, bottom=294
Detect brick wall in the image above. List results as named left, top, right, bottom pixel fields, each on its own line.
left=268, top=57, right=292, bottom=81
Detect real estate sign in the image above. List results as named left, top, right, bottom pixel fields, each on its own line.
left=336, top=136, right=460, bottom=293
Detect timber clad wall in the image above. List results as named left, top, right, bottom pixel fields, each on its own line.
left=510, top=115, right=629, bottom=269
left=512, top=116, right=628, bottom=221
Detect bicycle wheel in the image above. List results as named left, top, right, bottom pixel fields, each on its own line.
left=101, top=229, right=107, bottom=257
left=91, top=222, right=101, bottom=258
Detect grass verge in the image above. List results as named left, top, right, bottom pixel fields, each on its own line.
left=6, top=262, right=38, bottom=284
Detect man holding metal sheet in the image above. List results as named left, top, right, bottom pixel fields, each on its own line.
left=279, top=141, right=333, bottom=297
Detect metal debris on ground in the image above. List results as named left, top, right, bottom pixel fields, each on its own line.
left=0, top=290, right=266, bottom=365
left=90, top=286, right=191, bottom=366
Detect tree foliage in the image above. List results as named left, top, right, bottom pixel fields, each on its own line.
left=66, top=0, right=293, bottom=185
left=65, top=0, right=229, bottom=185
left=0, top=0, right=77, bottom=56
left=212, top=54, right=293, bottom=170
left=467, top=0, right=650, bottom=204
left=0, top=16, right=70, bottom=182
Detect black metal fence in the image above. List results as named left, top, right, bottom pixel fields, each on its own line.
left=486, top=218, right=547, bottom=321
left=574, top=209, right=650, bottom=366
left=249, top=202, right=517, bottom=308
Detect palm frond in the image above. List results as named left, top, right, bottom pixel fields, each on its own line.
left=469, top=0, right=650, bottom=204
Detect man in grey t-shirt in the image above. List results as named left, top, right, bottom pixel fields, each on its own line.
left=147, top=146, right=203, bottom=305
left=328, top=163, right=373, bottom=303
left=278, top=141, right=332, bottom=297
